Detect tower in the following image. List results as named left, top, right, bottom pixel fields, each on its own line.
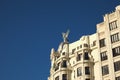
left=48, top=30, right=71, bottom=80
left=48, top=31, right=94, bottom=80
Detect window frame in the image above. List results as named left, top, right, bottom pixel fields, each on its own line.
left=111, top=33, right=119, bottom=43
left=85, top=66, right=90, bottom=75
left=99, top=38, right=106, bottom=48
left=62, top=74, right=67, bottom=80
left=55, top=76, right=59, bottom=80
left=100, top=51, right=108, bottom=61
left=77, top=67, right=82, bottom=77
left=77, top=54, right=82, bottom=61
left=112, top=46, right=120, bottom=57
left=84, top=52, right=89, bottom=60
left=102, top=65, right=109, bottom=76
left=115, top=76, right=120, bottom=80
left=109, top=20, right=118, bottom=31
left=114, top=60, right=120, bottom=72
left=61, top=60, right=67, bottom=68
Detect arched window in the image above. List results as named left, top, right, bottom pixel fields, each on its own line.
left=85, top=67, right=90, bottom=75
left=84, top=52, right=89, bottom=60
left=77, top=67, right=82, bottom=76
left=62, top=74, right=67, bottom=80
left=61, top=60, right=67, bottom=68
left=77, top=54, right=81, bottom=61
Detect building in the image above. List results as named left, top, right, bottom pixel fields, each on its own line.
left=48, top=5, right=120, bottom=80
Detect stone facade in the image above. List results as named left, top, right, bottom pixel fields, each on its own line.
left=48, top=5, right=120, bottom=80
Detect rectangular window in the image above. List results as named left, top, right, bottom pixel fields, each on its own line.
left=102, top=65, right=109, bottom=76
left=84, top=52, right=89, bottom=60
left=62, top=52, right=65, bottom=55
left=116, top=76, right=120, bottom=80
left=112, top=46, right=120, bottom=57
left=109, top=21, right=117, bottom=30
left=62, top=74, right=67, bottom=80
left=111, top=33, right=119, bottom=43
left=55, top=63, right=60, bottom=71
left=80, top=45, right=82, bottom=48
left=61, top=60, right=67, bottom=68
left=114, top=60, right=120, bottom=72
left=85, top=67, right=90, bottom=75
left=72, top=48, right=76, bottom=54
left=55, top=76, right=59, bottom=80
left=77, top=67, right=82, bottom=76
left=93, top=41, right=96, bottom=46
left=84, top=44, right=88, bottom=47
left=99, top=38, right=105, bottom=48
left=77, top=54, right=81, bottom=61
left=100, top=51, right=107, bottom=61
left=77, top=46, right=79, bottom=50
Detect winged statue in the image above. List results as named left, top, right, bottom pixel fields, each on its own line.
left=62, top=29, right=70, bottom=42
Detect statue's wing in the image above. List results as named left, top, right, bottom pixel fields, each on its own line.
left=66, top=29, right=70, bottom=37
left=62, top=32, right=65, bottom=38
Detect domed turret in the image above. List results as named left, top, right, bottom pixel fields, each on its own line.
left=116, top=5, right=120, bottom=10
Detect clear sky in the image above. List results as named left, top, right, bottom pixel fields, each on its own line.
left=0, top=0, right=120, bottom=80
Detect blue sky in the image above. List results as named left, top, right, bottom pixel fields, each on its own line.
left=0, top=0, right=120, bottom=80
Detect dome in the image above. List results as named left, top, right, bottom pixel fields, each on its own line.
left=116, top=5, right=120, bottom=10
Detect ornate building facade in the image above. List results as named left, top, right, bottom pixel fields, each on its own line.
left=48, top=5, right=120, bottom=80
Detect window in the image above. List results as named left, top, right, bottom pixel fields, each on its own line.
left=77, top=46, right=79, bottom=50
left=80, top=45, right=82, bottom=48
left=111, top=33, right=119, bottom=43
left=55, top=76, right=59, bottom=80
left=93, top=41, right=96, bottom=46
left=85, top=67, right=90, bottom=75
left=62, top=52, right=65, bottom=55
left=62, top=74, right=67, bottom=80
left=84, top=52, right=89, bottom=60
left=84, top=44, right=88, bottom=47
left=102, top=65, right=109, bottom=76
left=77, top=67, right=82, bottom=76
left=55, top=63, right=60, bottom=71
left=112, top=46, right=120, bottom=57
left=99, top=38, right=105, bottom=48
left=109, top=21, right=117, bottom=30
left=72, top=48, right=76, bottom=54
left=114, top=60, right=120, bottom=72
left=115, top=76, right=120, bottom=80
left=61, top=60, right=67, bottom=68
left=55, top=66, right=59, bottom=71
left=100, top=51, right=107, bottom=61
left=77, top=54, right=81, bottom=61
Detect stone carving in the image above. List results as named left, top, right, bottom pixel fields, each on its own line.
left=62, top=30, right=70, bottom=42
